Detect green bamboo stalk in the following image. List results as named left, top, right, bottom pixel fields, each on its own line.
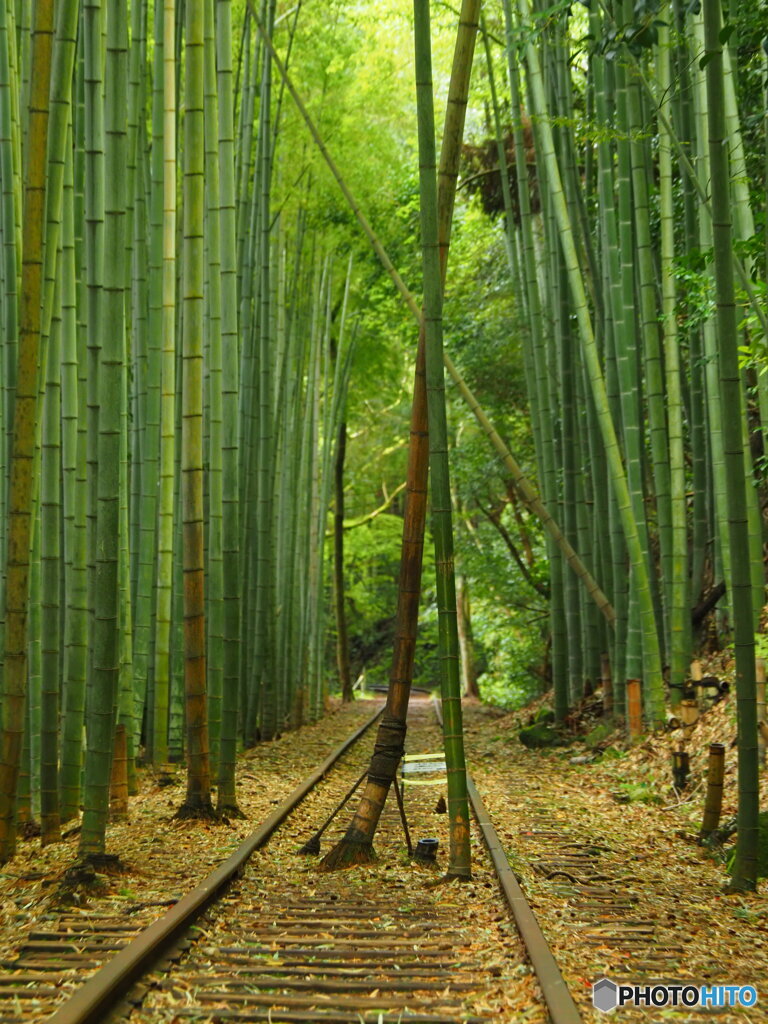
left=672, top=0, right=709, bottom=609
left=60, top=119, right=87, bottom=823
left=127, top=0, right=147, bottom=609
left=141, top=0, right=166, bottom=761
left=0, top=0, right=19, bottom=556
left=179, top=0, right=214, bottom=816
left=39, top=0, right=78, bottom=348
left=36, top=8, right=79, bottom=833
left=27, top=502, right=41, bottom=824
left=153, top=0, right=177, bottom=768
left=518, top=0, right=664, bottom=724
left=40, top=222, right=62, bottom=848
left=255, top=0, right=277, bottom=741
left=79, top=0, right=127, bottom=859
left=131, top=0, right=161, bottom=763
left=204, top=0, right=224, bottom=774
left=414, top=0, right=470, bottom=879
left=18, top=0, right=31, bottom=165
left=0, top=0, right=54, bottom=864
left=236, top=22, right=260, bottom=372
left=35, top=8, right=79, bottom=835
left=7, top=0, right=21, bottom=303
left=170, top=423, right=185, bottom=764
left=658, top=17, right=688, bottom=707
left=702, top=0, right=758, bottom=892
left=118, top=315, right=136, bottom=795
left=321, top=0, right=482, bottom=872
left=624, top=9, right=671, bottom=670
left=235, top=13, right=256, bottom=310
left=587, top=7, right=629, bottom=710
left=555, top=251, right=583, bottom=707
left=216, top=0, right=242, bottom=815
left=82, top=0, right=106, bottom=805
left=692, top=11, right=731, bottom=613
left=611, top=16, right=658, bottom=698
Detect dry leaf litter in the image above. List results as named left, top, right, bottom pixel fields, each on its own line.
left=0, top=675, right=765, bottom=1023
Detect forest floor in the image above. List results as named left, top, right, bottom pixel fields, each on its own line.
left=465, top=651, right=768, bottom=1022
left=0, top=677, right=766, bottom=1022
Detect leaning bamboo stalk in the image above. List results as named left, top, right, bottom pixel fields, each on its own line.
left=414, top=0, right=471, bottom=878
left=251, top=0, right=615, bottom=629
left=321, top=0, right=482, bottom=872
left=444, top=356, right=615, bottom=624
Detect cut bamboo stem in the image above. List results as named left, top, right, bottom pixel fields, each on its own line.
left=626, top=679, right=642, bottom=739
left=700, top=742, right=726, bottom=839
left=109, top=725, right=129, bottom=821
left=691, top=658, right=703, bottom=710
left=601, top=652, right=613, bottom=717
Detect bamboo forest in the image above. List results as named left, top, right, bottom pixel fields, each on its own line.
left=1, top=0, right=768, bottom=1010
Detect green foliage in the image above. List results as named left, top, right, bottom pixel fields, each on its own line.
left=334, top=513, right=402, bottom=687
left=518, top=722, right=563, bottom=748
left=614, top=780, right=663, bottom=805
left=584, top=721, right=615, bottom=748
left=468, top=604, right=546, bottom=707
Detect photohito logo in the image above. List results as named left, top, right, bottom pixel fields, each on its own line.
left=592, top=977, right=758, bottom=1012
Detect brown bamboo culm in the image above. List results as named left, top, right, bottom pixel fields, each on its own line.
left=700, top=743, right=726, bottom=839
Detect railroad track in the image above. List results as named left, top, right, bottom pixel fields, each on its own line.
left=4, top=698, right=584, bottom=1023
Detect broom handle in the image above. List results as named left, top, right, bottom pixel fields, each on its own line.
left=392, top=771, right=413, bottom=857
left=312, top=767, right=369, bottom=840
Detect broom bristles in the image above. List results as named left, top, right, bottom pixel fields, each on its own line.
left=298, top=834, right=322, bottom=855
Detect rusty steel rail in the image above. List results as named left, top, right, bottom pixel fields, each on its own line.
left=431, top=695, right=583, bottom=1024
left=46, top=704, right=384, bottom=1024
left=466, top=776, right=583, bottom=1024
